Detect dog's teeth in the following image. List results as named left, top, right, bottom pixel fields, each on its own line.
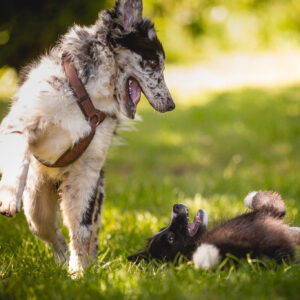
left=128, top=83, right=132, bottom=95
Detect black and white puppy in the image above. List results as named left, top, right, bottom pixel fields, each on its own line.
left=128, top=191, right=299, bottom=269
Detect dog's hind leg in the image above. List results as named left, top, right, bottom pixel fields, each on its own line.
left=23, top=165, right=68, bottom=264
left=88, top=170, right=105, bottom=263
left=244, top=191, right=286, bottom=218
left=0, top=133, right=30, bottom=217
left=60, top=167, right=103, bottom=275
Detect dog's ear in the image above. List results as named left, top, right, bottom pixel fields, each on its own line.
left=127, top=250, right=149, bottom=263
left=115, top=0, right=143, bottom=31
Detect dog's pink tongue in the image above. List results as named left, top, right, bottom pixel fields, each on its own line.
left=130, top=79, right=141, bottom=105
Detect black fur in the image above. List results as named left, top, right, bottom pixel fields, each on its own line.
left=93, top=192, right=103, bottom=223
left=80, top=170, right=104, bottom=226
left=112, top=18, right=165, bottom=61
left=128, top=191, right=296, bottom=266
left=115, top=32, right=164, bottom=61
left=93, top=170, right=105, bottom=223
left=80, top=188, right=97, bottom=226
left=205, top=211, right=294, bottom=263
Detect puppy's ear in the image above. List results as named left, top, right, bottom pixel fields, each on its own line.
left=115, top=0, right=143, bottom=31
left=127, top=250, right=149, bottom=263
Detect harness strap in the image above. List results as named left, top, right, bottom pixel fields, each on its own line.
left=34, top=52, right=106, bottom=168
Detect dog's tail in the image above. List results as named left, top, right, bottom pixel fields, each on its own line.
left=244, top=191, right=286, bottom=218
left=289, top=227, right=300, bottom=247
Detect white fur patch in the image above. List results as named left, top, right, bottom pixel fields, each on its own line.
left=193, top=244, right=220, bottom=270
left=148, top=28, right=156, bottom=40
left=289, top=227, right=300, bottom=233
left=202, top=210, right=208, bottom=227
left=244, top=191, right=258, bottom=209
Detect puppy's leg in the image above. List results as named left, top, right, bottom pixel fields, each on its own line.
left=23, top=165, right=68, bottom=264
left=0, top=133, right=30, bottom=217
left=60, top=168, right=102, bottom=275
left=289, top=227, right=300, bottom=247
left=244, top=191, right=286, bottom=218
left=88, top=170, right=105, bottom=262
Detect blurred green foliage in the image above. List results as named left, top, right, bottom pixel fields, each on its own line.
left=147, top=0, right=300, bottom=62
left=1, top=0, right=300, bottom=68
left=0, top=0, right=111, bottom=69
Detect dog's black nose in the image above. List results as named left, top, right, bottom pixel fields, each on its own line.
left=173, top=204, right=188, bottom=215
left=167, top=98, right=175, bottom=111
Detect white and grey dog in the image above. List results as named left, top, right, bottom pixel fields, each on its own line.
left=0, top=0, right=174, bottom=274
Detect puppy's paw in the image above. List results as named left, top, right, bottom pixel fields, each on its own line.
left=0, top=184, right=19, bottom=217
left=193, top=244, right=220, bottom=270
left=244, top=191, right=258, bottom=209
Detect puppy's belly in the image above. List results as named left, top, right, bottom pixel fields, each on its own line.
left=29, top=124, right=72, bottom=164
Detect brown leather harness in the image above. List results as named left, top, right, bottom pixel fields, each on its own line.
left=35, top=52, right=107, bottom=168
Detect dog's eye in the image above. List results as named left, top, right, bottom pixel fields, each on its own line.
left=167, top=232, right=175, bottom=244
left=149, top=60, right=158, bottom=69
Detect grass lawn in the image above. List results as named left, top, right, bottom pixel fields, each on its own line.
left=0, top=85, right=300, bottom=299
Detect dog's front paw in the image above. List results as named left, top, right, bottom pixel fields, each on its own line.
left=0, top=184, right=19, bottom=217
left=68, top=264, right=84, bottom=279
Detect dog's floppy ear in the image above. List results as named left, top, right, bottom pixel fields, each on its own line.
left=115, top=0, right=143, bottom=31
left=127, top=250, right=149, bottom=263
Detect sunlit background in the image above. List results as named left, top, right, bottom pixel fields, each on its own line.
left=1, top=0, right=300, bottom=100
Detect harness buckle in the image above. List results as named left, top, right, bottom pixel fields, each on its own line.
left=89, top=111, right=104, bottom=127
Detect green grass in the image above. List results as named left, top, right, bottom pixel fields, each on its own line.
left=1, top=85, right=300, bottom=299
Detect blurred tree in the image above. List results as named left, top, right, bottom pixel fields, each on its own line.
left=0, top=0, right=111, bottom=70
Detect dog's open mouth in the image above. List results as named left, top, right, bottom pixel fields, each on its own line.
left=188, top=210, right=205, bottom=237
left=125, top=77, right=142, bottom=119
